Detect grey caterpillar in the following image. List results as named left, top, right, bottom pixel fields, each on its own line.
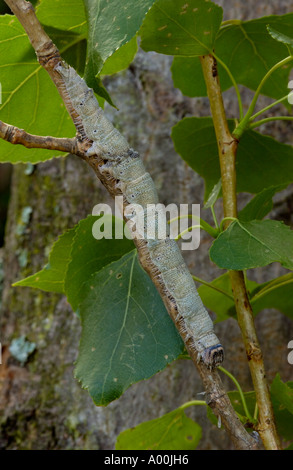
left=55, top=63, right=224, bottom=369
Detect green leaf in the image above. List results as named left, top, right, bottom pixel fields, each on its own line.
left=251, top=273, right=293, bottom=321
left=209, top=379, right=293, bottom=443
left=267, top=25, right=293, bottom=49
left=171, top=117, right=220, bottom=201
left=238, top=184, right=289, bottom=222
left=0, top=15, right=76, bottom=164
left=12, top=215, right=134, bottom=301
left=271, top=375, right=293, bottom=441
left=198, top=272, right=293, bottom=322
left=65, top=215, right=134, bottom=311
left=197, top=274, right=236, bottom=322
left=13, top=228, right=75, bottom=294
left=74, top=250, right=184, bottom=406
left=203, top=178, right=222, bottom=209
left=216, top=14, right=293, bottom=101
left=36, top=0, right=87, bottom=35
left=89, top=76, right=116, bottom=108
left=44, top=26, right=87, bottom=74
left=172, top=14, right=293, bottom=100
left=36, top=1, right=88, bottom=74
left=271, top=374, right=293, bottom=415
left=197, top=273, right=258, bottom=322
left=84, top=0, right=155, bottom=88
left=210, top=219, right=293, bottom=271
left=285, top=443, right=293, bottom=450
left=171, top=56, right=231, bottom=98
left=37, top=0, right=116, bottom=103
left=227, top=390, right=256, bottom=425
left=115, top=407, right=202, bottom=450
left=100, top=36, right=138, bottom=76
left=140, top=0, right=223, bottom=56
left=37, top=0, right=139, bottom=102
left=208, top=377, right=293, bottom=443
left=171, top=117, right=293, bottom=200
left=171, top=57, right=206, bottom=98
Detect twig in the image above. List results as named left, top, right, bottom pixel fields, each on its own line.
left=200, top=53, right=281, bottom=450
left=2, top=0, right=259, bottom=450
left=0, top=120, right=85, bottom=156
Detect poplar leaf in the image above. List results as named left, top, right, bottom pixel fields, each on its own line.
left=140, top=0, right=223, bottom=56
left=171, top=117, right=293, bottom=200
left=37, top=0, right=87, bottom=35
left=210, top=219, right=293, bottom=271
left=0, top=15, right=76, bottom=163
left=84, top=0, right=155, bottom=87
left=197, top=272, right=293, bottom=322
left=238, top=184, right=289, bottom=222
left=271, top=375, right=293, bottom=441
left=13, top=228, right=75, bottom=294
left=64, top=215, right=134, bottom=312
left=267, top=25, right=293, bottom=48
left=172, top=13, right=293, bottom=100
left=116, top=408, right=202, bottom=450
left=75, top=250, right=184, bottom=406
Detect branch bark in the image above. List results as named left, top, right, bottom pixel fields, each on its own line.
left=0, top=120, right=85, bottom=156
left=2, top=0, right=259, bottom=450
left=200, top=53, right=281, bottom=450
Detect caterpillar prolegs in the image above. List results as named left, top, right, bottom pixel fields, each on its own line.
left=55, top=63, right=224, bottom=369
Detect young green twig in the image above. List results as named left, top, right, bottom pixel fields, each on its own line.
left=200, top=53, right=281, bottom=450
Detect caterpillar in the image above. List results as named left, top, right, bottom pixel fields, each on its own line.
left=55, top=63, right=224, bottom=369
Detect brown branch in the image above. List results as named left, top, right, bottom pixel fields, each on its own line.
left=0, top=120, right=86, bottom=156
left=3, top=0, right=260, bottom=450
left=200, top=53, right=281, bottom=450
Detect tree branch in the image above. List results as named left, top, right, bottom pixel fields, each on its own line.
left=3, top=0, right=259, bottom=450
left=200, top=53, right=281, bottom=450
left=0, top=120, right=86, bottom=156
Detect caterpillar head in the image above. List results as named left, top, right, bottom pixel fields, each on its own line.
left=201, top=344, right=224, bottom=370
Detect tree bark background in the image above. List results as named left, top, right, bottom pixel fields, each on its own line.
left=0, top=0, right=293, bottom=450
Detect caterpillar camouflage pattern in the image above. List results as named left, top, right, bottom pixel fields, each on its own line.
left=55, top=63, right=224, bottom=369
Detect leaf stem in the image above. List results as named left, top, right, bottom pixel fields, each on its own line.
left=175, top=224, right=201, bottom=241
left=249, top=115, right=293, bottom=130
left=221, top=19, right=242, bottom=27
left=192, top=275, right=234, bottom=301
left=218, top=366, right=253, bottom=421
left=180, top=400, right=207, bottom=410
left=233, top=56, right=293, bottom=139
left=210, top=205, right=220, bottom=231
left=249, top=94, right=290, bottom=121
left=169, top=214, right=218, bottom=238
left=254, top=402, right=259, bottom=421
left=251, top=274, right=293, bottom=302
left=219, top=217, right=237, bottom=232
